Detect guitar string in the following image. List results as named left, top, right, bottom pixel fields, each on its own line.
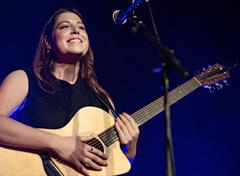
left=97, top=128, right=116, bottom=147
left=86, top=127, right=117, bottom=149
left=101, top=78, right=199, bottom=148
left=134, top=79, right=200, bottom=125
left=93, top=79, right=198, bottom=149
left=84, top=132, right=110, bottom=148
left=83, top=78, right=201, bottom=149
left=134, top=80, right=200, bottom=125
left=100, top=128, right=117, bottom=145
left=87, top=78, right=199, bottom=149
left=90, top=73, right=217, bottom=148
left=131, top=79, right=195, bottom=123
left=99, top=128, right=119, bottom=147
left=100, top=73, right=218, bottom=146
left=132, top=78, right=200, bottom=125
left=86, top=127, right=118, bottom=150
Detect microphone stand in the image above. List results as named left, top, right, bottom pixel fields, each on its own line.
left=129, top=15, right=189, bottom=176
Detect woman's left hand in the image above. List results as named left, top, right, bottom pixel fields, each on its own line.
left=115, top=112, right=140, bottom=158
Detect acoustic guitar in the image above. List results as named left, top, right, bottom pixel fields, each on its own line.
left=0, top=63, right=230, bottom=176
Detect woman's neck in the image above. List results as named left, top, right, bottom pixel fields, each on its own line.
left=52, top=61, right=80, bottom=84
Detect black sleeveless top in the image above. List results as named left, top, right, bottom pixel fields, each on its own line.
left=14, top=69, right=110, bottom=129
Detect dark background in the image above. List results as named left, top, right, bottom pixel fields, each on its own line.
left=0, top=0, right=239, bottom=175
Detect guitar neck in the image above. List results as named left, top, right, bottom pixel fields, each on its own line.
left=131, top=77, right=201, bottom=126
left=98, top=77, right=201, bottom=147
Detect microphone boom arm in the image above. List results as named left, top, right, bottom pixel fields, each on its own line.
left=130, top=15, right=189, bottom=77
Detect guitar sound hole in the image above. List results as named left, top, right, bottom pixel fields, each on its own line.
left=86, top=138, right=104, bottom=153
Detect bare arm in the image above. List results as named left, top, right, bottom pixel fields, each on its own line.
left=0, top=70, right=58, bottom=151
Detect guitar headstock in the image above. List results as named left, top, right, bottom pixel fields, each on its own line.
left=195, top=63, right=230, bottom=92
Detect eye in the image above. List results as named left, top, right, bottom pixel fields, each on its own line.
left=59, top=24, right=70, bottom=29
left=78, top=26, right=85, bottom=30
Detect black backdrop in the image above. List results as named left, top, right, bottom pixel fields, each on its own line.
left=0, top=1, right=239, bottom=175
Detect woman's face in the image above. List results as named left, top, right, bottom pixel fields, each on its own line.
left=49, top=12, right=89, bottom=62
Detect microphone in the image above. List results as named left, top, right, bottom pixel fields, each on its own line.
left=112, top=0, right=145, bottom=25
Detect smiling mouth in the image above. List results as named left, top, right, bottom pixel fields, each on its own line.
left=67, top=38, right=82, bottom=43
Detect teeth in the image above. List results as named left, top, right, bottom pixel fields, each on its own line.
left=68, top=39, right=81, bottom=43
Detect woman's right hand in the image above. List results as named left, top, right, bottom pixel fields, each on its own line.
left=52, top=136, right=108, bottom=176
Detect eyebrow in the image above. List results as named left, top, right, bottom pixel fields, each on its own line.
left=55, top=21, right=84, bottom=28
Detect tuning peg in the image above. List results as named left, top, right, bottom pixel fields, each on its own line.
left=204, top=84, right=218, bottom=93
left=204, top=85, right=211, bottom=89
left=214, top=82, right=224, bottom=90
left=206, top=80, right=230, bottom=93
left=194, top=65, right=211, bottom=76
left=204, top=85, right=216, bottom=94
left=222, top=80, right=230, bottom=87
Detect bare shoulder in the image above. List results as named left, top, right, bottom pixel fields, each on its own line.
left=0, top=69, right=29, bottom=116
left=1, top=70, right=29, bottom=92
left=3, top=69, right=28, bottom=82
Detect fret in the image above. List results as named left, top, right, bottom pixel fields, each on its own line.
left=132, top=78, right=201, bottom=126
left=99, top=127, right=119, bottom=147
left=96, top=74, right=221, bottom=146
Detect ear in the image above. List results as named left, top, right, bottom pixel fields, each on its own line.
left=44, top=36, right=52, bottom=50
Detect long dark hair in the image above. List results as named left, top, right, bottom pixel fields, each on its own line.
left=33, top=8, right=111, bottom=100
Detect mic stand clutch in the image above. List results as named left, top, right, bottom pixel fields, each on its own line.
left=129, top=15, right=189, bottom=176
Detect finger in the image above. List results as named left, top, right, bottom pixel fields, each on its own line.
left=80, top=135, right=94, bottom=142
left=115, top=121, right=127, bottom=144
left=116, top=116, right=131, bottom=135
left=119, top=114, right=136, bottom=136
left=86, top=150, right=108, bottom=166
left=115, top=118, right=131, bottom=144
left=74, top=160, right=90, bottom=176
left=82, top=157, right=102, bottom=171
left=76, top=136, right=108, bottom=159
left=118, top=114, right=140, bottom=144
left=88, top=146, right=108, bottom=160
left=122, top=113, right=139, bottom=133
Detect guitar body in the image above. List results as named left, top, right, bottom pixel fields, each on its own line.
left=0, top=107, right=131, bottom=176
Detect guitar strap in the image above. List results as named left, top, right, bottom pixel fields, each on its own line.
left=39, top=153, right=64, bottom=176
left=91, top=89, right=118, bottom=118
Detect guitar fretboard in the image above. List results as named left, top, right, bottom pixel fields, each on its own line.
left=98, top=77, right=201, bottom=147
left=132, top=77, right=201, bottom=126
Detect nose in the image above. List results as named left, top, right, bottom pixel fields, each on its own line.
left=71, top=25, right=79, bottom=34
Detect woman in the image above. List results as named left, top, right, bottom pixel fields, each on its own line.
left=0, top=8, right=139, bottom=176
